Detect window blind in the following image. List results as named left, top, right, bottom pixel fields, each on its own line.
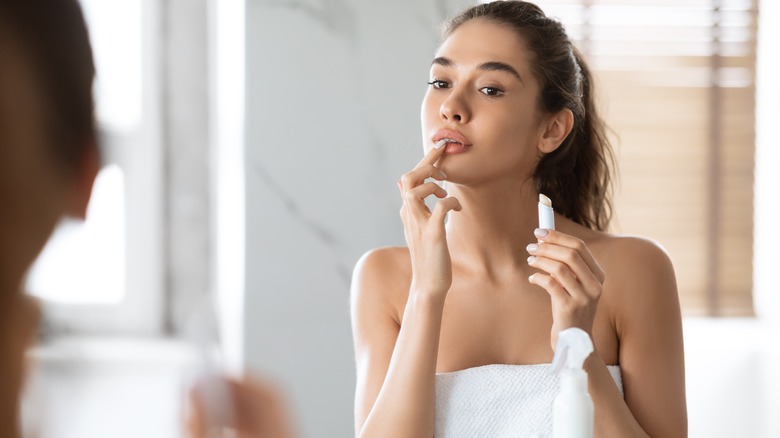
left=539, top=0, right=757, bottom=315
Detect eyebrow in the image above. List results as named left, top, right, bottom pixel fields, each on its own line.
left=431, top=57, right=524, bottom=83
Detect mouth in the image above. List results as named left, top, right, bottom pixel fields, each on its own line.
left=432, top=129, right=473, bottom=148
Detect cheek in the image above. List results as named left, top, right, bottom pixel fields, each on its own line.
left=482, top=109, right=534, bottom=148
left=3, top=112, right=71, bottom=216
left=0, top=135, right=67, bottom=265
left=475, top=112, right=542, bottom=175
left=497, top=104, right=541, bottom=148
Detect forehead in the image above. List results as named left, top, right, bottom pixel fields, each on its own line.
left=436, top=19, right=532, bottom=74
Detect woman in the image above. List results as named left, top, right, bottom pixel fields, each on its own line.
left=0, top=0, right=99, bottom=434
left=351, top=2, right=687, bottom=437
left=0, top=1, right=295, bottom=436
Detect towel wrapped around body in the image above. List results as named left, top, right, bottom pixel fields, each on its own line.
left=434, top=364, right=623, bottom=438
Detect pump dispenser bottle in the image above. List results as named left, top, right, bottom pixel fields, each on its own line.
left=551, top=328, right=595, bottom=438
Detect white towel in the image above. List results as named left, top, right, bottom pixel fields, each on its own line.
left=435, top=364, right=623, bottom=438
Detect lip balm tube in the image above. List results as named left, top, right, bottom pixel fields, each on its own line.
left=538, top=194, right=555, bottom=231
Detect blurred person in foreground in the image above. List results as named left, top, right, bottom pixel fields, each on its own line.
left=0, top=0, right=295, bottom=436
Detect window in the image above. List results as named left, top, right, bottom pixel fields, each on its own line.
left=27, top=165, right=126, bottom=305
left=537, top=0, right=757, bottom=316
left=27, top=0, right=164, bottom=334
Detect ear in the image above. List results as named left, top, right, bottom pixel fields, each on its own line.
left=66, top=136, right=101, bottom=220
left=538, top=108, right=574, bottom=154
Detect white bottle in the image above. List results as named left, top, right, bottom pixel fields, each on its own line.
left=551, top=328, right=595, bottom=438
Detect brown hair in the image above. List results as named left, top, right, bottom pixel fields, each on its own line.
left=0, top=0, right=96, bottom=171
left=446, top=1, right=614, bottom=231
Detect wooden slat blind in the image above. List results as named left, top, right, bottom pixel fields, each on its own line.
left=537, top=0, right=757, bottom=315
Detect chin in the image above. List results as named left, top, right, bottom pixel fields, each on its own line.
left=440, top=158, right=530, bottom=188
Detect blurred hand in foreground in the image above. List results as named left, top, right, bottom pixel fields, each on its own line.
left=187, top=375, right=297, bottom=438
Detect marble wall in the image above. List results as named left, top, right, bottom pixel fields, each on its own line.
left=244, top=0, right=472, bottom=435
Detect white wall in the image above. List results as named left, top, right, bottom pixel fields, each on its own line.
left=684, top=319, right=780, bottom=437
left=243, top=0, right=471, bottom=435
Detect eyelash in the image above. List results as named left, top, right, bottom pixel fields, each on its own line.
left=427, top=79, right=505, bottom=97
left=427, top=79, right=449, bottom=89
left=480, top=86, right=504, bottom=97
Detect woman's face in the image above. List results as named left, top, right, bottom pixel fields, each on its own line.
left=0, top=33, right=74, bottom=275
left=421, top=19, right=544, bottom=185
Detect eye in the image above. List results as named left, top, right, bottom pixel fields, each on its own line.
left=427, top=79, right=450, bottom=89
left=479, top=86, right=504, bottom=97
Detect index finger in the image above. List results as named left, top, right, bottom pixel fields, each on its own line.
left=415, top=140, right=447, bottom=168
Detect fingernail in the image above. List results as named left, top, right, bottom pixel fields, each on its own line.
left=527, top=256, right=535, bottom=264
left=526, top=243, right=538, bottom=253
left=440, top=170, right=448, bottom=179
left=434, top=139, right=447, bottom=149
left=534, top=228, right=549, bottom=238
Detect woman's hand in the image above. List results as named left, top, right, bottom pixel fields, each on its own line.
left=187, top=375, right=297, bottom=438
left=526, top=228, right=605, bottom=351
left=398, top=141, right=462, bottom=298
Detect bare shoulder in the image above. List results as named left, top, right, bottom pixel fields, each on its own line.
left=595, top=234, right=674, bottom=277
left=563, top=219, right=675, bottom=282
left=350, top=246, right=412, bottom=324
left=587, top=233, right=680, bottom=329
left=351, top=246, right=411, bottom=289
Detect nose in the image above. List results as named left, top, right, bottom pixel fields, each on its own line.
left=440, top=89, right=470, bottom=124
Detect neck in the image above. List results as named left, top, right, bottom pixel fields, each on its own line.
left=0, top=273, right=36, bottom=438
left=445, top=175, right=540, bottom=279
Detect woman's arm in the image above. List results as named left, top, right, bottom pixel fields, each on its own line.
left=528, top=232, right=686, bottom=437
left=596, top=238, right=687, bottom=437
left=351, top=141, right=461, bottom=438
left=351, top=250, right=445, bottom=437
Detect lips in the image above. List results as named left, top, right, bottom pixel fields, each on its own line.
left=432, top=129, right=473, bottom=148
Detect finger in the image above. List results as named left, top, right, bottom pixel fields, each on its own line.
left=401, top=185, right=434, bottom=220
left=187, top=386, right=208, bottom=438
left=400, top=164, right=448, bottom=192
left=407, top=182, right=448, bottom=201
left=533, top=229, right=605, bottom=283
left=189, top=377, right=236, bottom=436
left=527, top=255, right=588, bottom=301
left=527, top=242, right=602, bottom=296
left=431, top=196, right=462, bottom=223
left=404, top=183, right=447, bottom=218
left=528, top=272, right=569, bottom=304
left=232, top=377, right=294, bottom=436
left=415, top=139, right=448, bottom=168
